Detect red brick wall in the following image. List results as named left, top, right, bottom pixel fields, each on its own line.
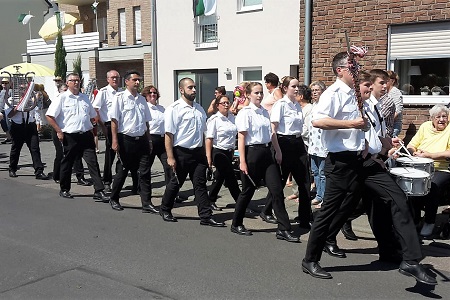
left=300, top=1, right=450, bottom=137
left=401, top=105, right=432, bottom=143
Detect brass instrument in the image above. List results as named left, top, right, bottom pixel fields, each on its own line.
left=1, top=65, right=37, bottom=112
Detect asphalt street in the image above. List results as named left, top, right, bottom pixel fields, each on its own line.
left=0, top=137, right=449, bottom=299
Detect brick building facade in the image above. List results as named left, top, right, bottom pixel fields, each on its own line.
left=299, top=0, right=450, bottom=138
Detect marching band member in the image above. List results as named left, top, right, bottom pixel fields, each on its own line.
left=205, top=95, right=240, bottom=211
left=231, top=82, right=298, bottom=242
left=46, top=73, right=109, bottom=202
left=159, top=78, right=225, bottom=227
left=108, top=71, right=157, bottom=213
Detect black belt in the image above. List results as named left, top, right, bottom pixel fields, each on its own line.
left=66, top=131, right=88, bottom=135
left=121, top=133, right=145, bottom=141
left=214, top=147, right=234, bottom=152
left=330, top=150, right=362, bottom=156
left=247, top=143, right=270, bottom=149
left=174, top=146, right=202, bottom=152
left=150, top=134, right=165, bottom=138
left=277, top=134, right=301, bottom=139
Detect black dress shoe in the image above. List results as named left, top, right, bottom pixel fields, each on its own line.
left=302, top=259, right=332, bottom=279
left=260, top=212, right=277, bottom=224
left=142, top=203, right=159, bottom=214
left=200, top=218, right=226, bottom=227
left=341, top=221, right=358, bottom=241
left=323, top=242, right=346, bottom=258
left=77, top=177, right=91, bottom=186
left=160, top=210, right=177, bottom=222
left=109, top=199, right=124, bottom=211
left=9, top=170, right=18, bottom=178
left=35, top=172, right=49, bottom=180
left=59, top=190, right=73, bottom=199
left=210, top=203, right=222, bottom=211
left=276, top=230, right=300, bottom=243
left=230, top=225, right=252, bottom=236
left=93, top=191, right=110, bottom=203
left=399, top=261, right=437, bottom=285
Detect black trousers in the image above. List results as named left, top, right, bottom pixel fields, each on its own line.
left=232, top=145, right=291, bottom=231
left=60, top=131, right=104, bottom=192
left=209, top=148, right=241, bottom=202
left=160, top=146, right=212, bottom=220
left=9, top=121, right=44, bottom=173
left=51, top=129, right=84, bottom=181
left=110, top=134, right=152, bottom=206
left=102, top=121, right=115, bottom=185
left=305, top=151, right=364, bottom=262
left=263, top=135, right=311, bottom=223
left=149, top=134, right=170, bottom=184
left=410, top=170, right=450, bottom=224
left=328, top=158, right=423, bottom=261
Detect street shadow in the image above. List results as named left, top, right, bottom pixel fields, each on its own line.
left=342, top=246, right=379, bottom=255
left=422, top=241, right=450, bottom=258
left=324, top=260, right=398, bottom=273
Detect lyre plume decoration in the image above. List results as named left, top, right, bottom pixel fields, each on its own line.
left=344, top=31, right=369, bottom=131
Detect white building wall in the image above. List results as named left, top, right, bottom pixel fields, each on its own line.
left=156, top=0, right=300, bottom=106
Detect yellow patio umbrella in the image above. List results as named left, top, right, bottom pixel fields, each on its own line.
left=0, top=63, right=54, bottom=77
left=38, top=12, right=79, bottom=40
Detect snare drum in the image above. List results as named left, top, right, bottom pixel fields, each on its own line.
left=395, top=156, right=434, bottom=176
left=389, top=167, right=431, bottom=196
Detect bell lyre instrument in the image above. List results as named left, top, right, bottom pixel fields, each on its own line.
left=344, top=31, right=370, bottom=132
left=1, top=65, right=37, bottom=112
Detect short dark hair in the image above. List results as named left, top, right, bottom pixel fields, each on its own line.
left=332, top=52, right=349, bottom=76
left=179, top=77, right=194, bottom=89
left=264, top=72, right=279, bottom=87
left=358, top=71, right=371, bottom=84
left=215, top=86, right=226, bottom=95
left=214, top=95, right=230, bottom=107
left=124, top=70, right=141, bottom=80
left=298, top=84, right=311, bottom=101
left=369, top=69, right=389, bottom=83
left=66, top=72, right=79, bottom=79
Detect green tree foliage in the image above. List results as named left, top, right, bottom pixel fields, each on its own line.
left=72, top=53, right=83, bottom=88
left=54, top=32, right=67, bottom=81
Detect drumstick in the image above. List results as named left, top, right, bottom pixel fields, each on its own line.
left=173, top=171, right=180, bottom=185
left=117, top=152, right=123, bottom=166
left=398, top=140, right=413, bottom=158
left=245, top=173, right=259, bottom=190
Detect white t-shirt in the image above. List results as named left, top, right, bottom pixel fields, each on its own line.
left=147, top=102, right=165, bottom=136
left=270, top=96, right=303, bottom=136
left=206, top=111, right=237, bottom=150
left=235, top=102, right=271, bottom=146
left=92, top=85, right=123, bottom=123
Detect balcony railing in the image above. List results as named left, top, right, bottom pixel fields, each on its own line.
left=26, top=32, right=100, bottom=54
left=194, top=15, right=218, bottom=49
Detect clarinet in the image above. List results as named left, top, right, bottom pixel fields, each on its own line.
left=345, top=31, right=370, bottom=132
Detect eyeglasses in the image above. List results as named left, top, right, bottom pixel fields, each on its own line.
left=129, top=78, right=141, bottom=82
left=434, top=115, right=448, bottom=119
left=219, top=102, right=230, bottom=106
left=148, top=92, right=157, bottom=95
left=68, top=79, right=80, bottom=82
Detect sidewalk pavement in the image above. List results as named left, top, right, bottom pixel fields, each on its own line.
left=0, top=133, right=449, bottom=272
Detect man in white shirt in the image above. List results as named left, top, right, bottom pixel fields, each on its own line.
left=160, top=77, right=225, bottom=227
left=46, top=73, right=110, bottom=202
left=302, top=52, right=366, bottom=279
left=92, top=70, right=123, bottom=192
left=108, top=70, right=157, bottom=213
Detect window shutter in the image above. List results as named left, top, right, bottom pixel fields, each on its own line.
left=134, top=7, right=141, bottom=43
left=119, top=9, right=126, bottom=44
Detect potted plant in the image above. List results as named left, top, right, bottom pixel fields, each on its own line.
left=431, top=86, right=443, bottom=96
left=420, top=86, right=430, bottom=96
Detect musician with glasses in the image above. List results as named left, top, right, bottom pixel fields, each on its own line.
left=407, top=104, right=450, bottom=237
left=5, top=81, right=48, bottom=180
left=46, top=73, right=110, bottom=202
left=205, top=95, right=240, bottom=211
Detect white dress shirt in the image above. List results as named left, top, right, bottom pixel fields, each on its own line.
left=308, top=103, right=328, bottom=157
left=46, top=91, right=96, bottom=133
left=5, top=107, right=36, bottom=124
left=312, top=78, right=365, bottom=153
left=92, top=85, right=123, bottom=123
left=270, top=95, right=303, bottom=136
left=164, top=99, right=207, bottom=149
left=109, top=89, right=151, bottom=137
left=147, top=102, right=165, bottom=136
left=235, top=102, right=271, bottom=145
left=206, top=111, right=237, bottom=150
left=364, top=95, right=385, bottom=154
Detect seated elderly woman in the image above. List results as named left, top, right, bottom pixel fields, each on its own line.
left=407, top=104, right=450, bottom=237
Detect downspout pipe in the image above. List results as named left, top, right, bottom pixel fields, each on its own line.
left=151, top=0, right=158, bottom=87
left=304, top=0, right=312, bottom=85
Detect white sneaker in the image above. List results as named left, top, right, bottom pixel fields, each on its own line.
left=420, top=223, right=435, bottom=236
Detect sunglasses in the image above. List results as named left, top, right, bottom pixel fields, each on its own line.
left=219, top=102, right=230, bottom=106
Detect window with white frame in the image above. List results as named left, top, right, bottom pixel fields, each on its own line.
left=389, top=21, right=450, bottom=104
left=237, top=0, right=263, bottom=12
left=194, top=14, right=218, bottom=49
left=118, top=8, right=126, bottom=45
left=134, top=6, right=141, bottom=44
left=239, top=67, right=262, bottom=83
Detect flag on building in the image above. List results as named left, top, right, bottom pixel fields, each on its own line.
left=193, top=0, right=216, bottom=17
left=18, top=14, right=34, bottom=25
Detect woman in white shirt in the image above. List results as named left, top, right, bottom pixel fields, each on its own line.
left=261, top=77, right=312, bottom=229
left=232, top=82, right=298, bottom=242
left=205, top=95, right=240, bottom=211
left=142, top=85, right=170, bottom=184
